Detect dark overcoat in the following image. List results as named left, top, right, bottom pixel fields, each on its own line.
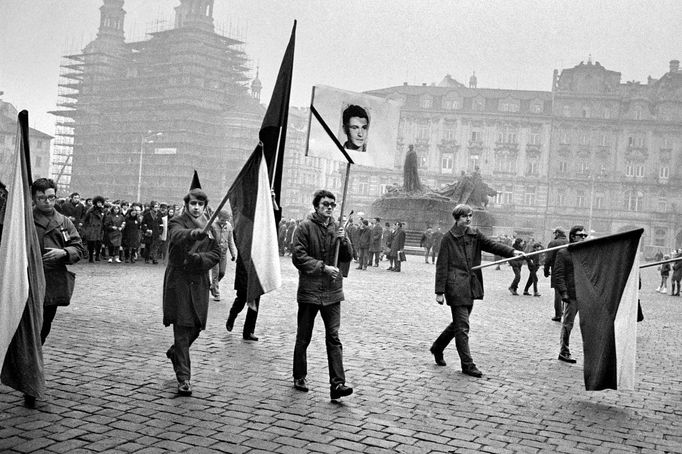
left=162, top=212, right=221, bottom=329
left=122, top=212, right=141, bottom=248
left=554, top=248, right=576, bottom=300
left=104, top=212, right=125, bottom=247
left=435, top=225, right=515, bottom=306
left=543, top=235, right=568, bottom=288
left=33, top=208, right=86, bottom=307
left=292, top=212, right=353, bottom=306
left=389, top=228, right=406, bottom=257
left=82, top=207, right=104, bottom=241
left=369, top=224, right=383, bottom=252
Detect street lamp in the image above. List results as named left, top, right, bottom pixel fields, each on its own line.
left=136, top=131, right=163, bottom=203
left=587, top=165, right=607, bottom=236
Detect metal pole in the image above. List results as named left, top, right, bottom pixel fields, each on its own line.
left=639, top=256, right=682, bottom=269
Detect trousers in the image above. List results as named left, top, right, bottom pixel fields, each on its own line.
left=169, top=325, right=201, bottom=382
left=431, top=305, right=474, bottom=369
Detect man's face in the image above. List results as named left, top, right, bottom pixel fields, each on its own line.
left=186, top=196, right=205, bottom=218
left=573, top=230, right=588, bottom=243
left=152, top=204, right=160, bottom=212
left=34, top=188, right=57, bottom=214
left=455, top=212, right=473, bottom=227
left=346, top=117, right=368, bottom=148
left=72, top=195, right=80, bottom=204
left=160, top=206, right=167, bottom=215
left=315, top=196, right=336, bottom=219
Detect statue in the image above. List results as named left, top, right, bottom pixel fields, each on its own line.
left=436, top=167, right=498, bottom=209
left=403, top=145, right=423, bottom=193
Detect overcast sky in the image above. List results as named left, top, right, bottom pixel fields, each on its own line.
left=1, top=0, right=680, bottom=135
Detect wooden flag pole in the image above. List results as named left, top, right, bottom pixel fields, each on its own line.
left=471, top=243, right=567, bottom=271
left=639, top=256, right=682, bottom=269
left=334, top=161, right=352, bottom=267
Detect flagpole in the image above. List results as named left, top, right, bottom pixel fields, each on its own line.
left=304, top=86, right=315, bottom=157
left=639, top=256, right=682, bottom=269
left=333, top=161, right=352, bottom=268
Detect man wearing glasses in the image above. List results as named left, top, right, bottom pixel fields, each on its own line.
left=553, top=225, right=589, bottom=364
left=291, top=189, right=354, bottom=400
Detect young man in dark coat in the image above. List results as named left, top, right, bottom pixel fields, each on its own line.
left=431, top=204, right=522, bottom=377
left=553, top=225, right=588, bottom=364
left=291, top=189, right=354, bottom=400
left=368, top=217, right=383, bottom=267
left=389, top=222, right=406, bottom=272
left=142, top=201, right=163, bottom=264
left=543, top=227, right=568, bottom=321
left=163, top=189, right=221, bottom=396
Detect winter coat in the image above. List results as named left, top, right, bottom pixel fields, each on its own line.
left=292, top=212, right=353, bottom=306
left=431, top=230, right=444, bottom=254
left=122, top=212, right=142, bottom=248
left=543, top=235, right=568, bottom=288
left=369, top=224, right=383, bottom=252
left=435, top=225, right=515, bottom=306
left=389, top=228, right=406, bottom=257
left=357, top=226, right=371, bottom=249
left=33, top=208, right=86, bottom=307
left=553, top=248, right=576, bottom=300
left=420, top=229, right=433, bottom=249
left=672, top=258, right=682, bottom=281
left=58, top=201, right=85, bottom=227
left=82, top=206, right=105, bottom=242
left=104, top=212, right=125, bottom=247
left=660, top=263, right=671, bottom=277
left=141, top=210, right=163, bottom=243
left=162, top=212, right=221, bottom=330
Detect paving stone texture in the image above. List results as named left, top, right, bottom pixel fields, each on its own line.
left=1, top=256, right=681, bottom=453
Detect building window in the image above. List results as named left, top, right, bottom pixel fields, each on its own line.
left=527, top=159, right=539, bottom=176
left=659, top=166, right=669, bottom=179
left=562, top=105, right=571, bottom=117
left=594, top=194, right=604, bottom=209
left=530, top=102, right=543, bottom=113
left=499, top=100, right=519, bottom=112
left=557, top=191, right=566, bottom=206
left=625, top=161, right=634, bottom=177
left=663, top=137, right=673, bottom=149
left=420, top=96, right=433, bottom=109
left=441, top=154, right=453, bottom=173
left=559, top=130, right=569, bottom=144
left=657, top=199, right=667, bottom=212
left=442, top=125, right=456, bottom=141
left=497, top=127, right=518, bottom=144
left=580, top=134, right=588, bottom=145
left=635, top=165, right=645, bottom=178
left=523, top=187, right=536, bottom=206
left=496, top=185, right=513, bottom=205
left=654, top=228, right=666, bottom=246
left=559, top=161, right=567, bottom=174
left=634, top=107, right=642, bottom=120
left=625, top=190, right=643, bottom=211
left=579, top=162, right=589, bottom=174
left=471, top=130, right=482, bottom=142
left=358, top=177, right=369, bottom=195
left=442, top=97, right=460, bottom=110
left=472, top=98, right=485, bottom=111
left=417, top=123, right=429, bottom=140
left=494, top=152, right=516, bottom=173
left=529, top=129, right=541, bottom=145
left=468, top=154, right=480, bottom=172
left=576, top=190, right=586, bottom=208
left=604, top=108, right=611, bottom=119
left=600, top=134, right=608, bottom=146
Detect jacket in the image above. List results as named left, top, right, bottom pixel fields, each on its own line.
left=82, top=206, right=105, bottom=241
left=369, top=224, right=383, bottom=252
left=122, top=212, right=141, bottom=248
left=435, top=225, right=515, bottom=306
left=357, top=225, right=371, bottom=249
left=543, top=235, right=568, bottom=288
left=162, top=212, right=221, bottom=329
left=292, top=212, right=353, bottom=306
left=142, top=210, right=163, bottom=242
left=104, top=212, right=125, bottom=247
left=389, top=228, right=406, bottom=256
left=553, top=248, right=575, bottom=300
left=33, top=208, right=86, bottom=307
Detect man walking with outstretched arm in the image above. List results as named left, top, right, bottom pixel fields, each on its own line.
left=291, top=189, right=354, bottom=400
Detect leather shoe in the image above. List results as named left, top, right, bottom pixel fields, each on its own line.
left=177, top=380, right=192, bottom=396
left=551, top=316, right=561, bottom=322
left=166, top=346, right=178, bottom=373
left=508, top=287, right=519, bottom=296
left=330, top=383, right=353, bottom=400
left=558, top=354, right=577, bottom=363
left=293, top=378, right=309, bottom=392
left=462, top=366, right=483, bottom=378
left=243, top=333, right=259, bottom=341
left=23, top=394, right=36, bottom=409
left=225, top=318, right=234, bottom=332
left=429, top=346, right=446, bottom=366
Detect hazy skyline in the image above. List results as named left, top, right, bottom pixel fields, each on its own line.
left=1, top=0, right=680, bottom=135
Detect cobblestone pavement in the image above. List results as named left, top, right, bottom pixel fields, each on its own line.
left=1, top=256, right=681, bottom=453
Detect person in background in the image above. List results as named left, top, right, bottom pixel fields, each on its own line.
left=122, top=203, right=142, bottom=263
left=522, top=242, right=542, bottom=297
left=141, top=201, right=162, bottom=264
left=104, top=204, right=125, bottom=263
left=420, top=226, right=434, bottom=264
left=430, top=226, right=443, bottom=264
left=210, top=210, right=237, bottom=302
left=657, top=256, right=671, bottom=293
left=368, top=217, right=383, bottom=267
left=544, top=227, right=568, bottom=321
left=508, top=238, right=525, bottom=296
left=671, top=250, right=682, bottom=296
left=82, top=196, right=105, bottom=263
left=355, top=219, right=371, bottom=270
left=389, top=222, right=406, bottom=272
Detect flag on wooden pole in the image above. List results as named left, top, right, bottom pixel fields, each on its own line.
left=0, top=110, right=46, bottom=399
left=226, top=21, right=296, bottom=302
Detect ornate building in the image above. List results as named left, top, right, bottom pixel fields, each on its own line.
left=346, top=60, right=682, bottom=250
left=50, top=0, right=263, bottom=203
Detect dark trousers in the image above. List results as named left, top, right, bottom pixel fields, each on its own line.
left=228, top=295, right=259, bottom=336
left=553, top=288, right=563, bottom=318
left=293, top=302, right=345, bottom=386
left=144, top=238, right=160, bottom=261
left=431, top=305, right=474, bottom=369
left=369, top=251, right=381, bottom=266
left=169, top=325, right=201, bottom=382
left=510, top=266, right=522, bottom=290
left=423, top=247, right=431, bottom=263
left=523, top=270, right=538, bottom=293
left=357, top=248, right=369, bottom=269
left=87, top=240, right=101, bottom=261
left=394, top=257, right=402, bottom=272
left=41, top=305, right=58, bottom=345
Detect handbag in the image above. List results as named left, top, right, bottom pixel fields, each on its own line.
left=399, top=251, right=407, bottom=262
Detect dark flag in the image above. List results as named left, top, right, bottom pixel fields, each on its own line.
left=571, top=228, right=643, bottom=391
left=226, top=21, right=295, bottom=302
left=189, top=169, right=201, bottom=190
left=0, top=111, right=47, bottom=399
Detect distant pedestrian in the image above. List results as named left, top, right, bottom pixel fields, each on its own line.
left=553, top=225, right=589, bottom=364
left=209, top=210, right=236, bottom=302
left=523, top=243, right=542, bottom=296
left=544, top=227, right=568, bottom=321
left=508, top=238, right=525, bottom=295
left=430, top=204, right=521, bottom=377
left=430, top=226, right=443, bottom=264
left=670, top=251, right=681, bottom=296
left=291, top=189, right=354, bottom=400
left=104, top=204, right=125, bottom=263
left=420, top=227, right=433, bottom=264
left=355, top=219, right=371, bottom=270
left=122, top=203, right=142, bottom=263
left=82, top=196, right=105, bottom=262
left=141, top=201, right=163, bottom=264
left=656, top=256, right=670, bottom=293
left=163, top=189, right=221, bottom=396
left=368, top=217, right=383, bottom=266
left=389, top=222, right=406, bottom=272
left=226, top=255, right=261, bottom=341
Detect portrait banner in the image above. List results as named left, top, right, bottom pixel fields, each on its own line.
left=307, top=85, right=400, bottom=169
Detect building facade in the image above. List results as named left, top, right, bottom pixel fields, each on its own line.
left=50, top=0, right=263, bottom=204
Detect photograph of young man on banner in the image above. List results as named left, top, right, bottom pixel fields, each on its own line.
left=307, top=85, right=400, bottom=170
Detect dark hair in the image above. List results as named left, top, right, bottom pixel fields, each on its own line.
left=396, top=221, right=403, bottom=228
left=374, top=217, right=380, bottom=222
left=31, top=178, right=56, bottom=197
left=312, top=189, right=335, bottom=207
left=385, top=222, right=390, bottom=227
left=452, top=203, right=473, bottom=221
left=70, top=192, right=80, bottom=198
left=512, top=238, right=525, bottom=250
left=342, top=104, right=369, bottom=127
left=92, top=195, right=105, bottom=206
left=568, top=225, right=586, bottom=243
left=183, top=189, right=208, bottom=205
left=362, top=219, right=369, bottom=226
left=149, top=200, right=158, bottom=208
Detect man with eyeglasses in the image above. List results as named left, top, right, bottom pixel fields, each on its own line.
left=553, top=225, right=589, bottom=364
left=291, top=189, right=354, bottom=400
left=163, top=188, right=221, bottom=396
left=23, top=178, right=86, bottom=407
